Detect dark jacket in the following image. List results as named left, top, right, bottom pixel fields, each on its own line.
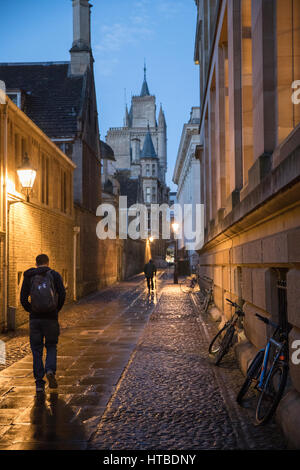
left=144, top=261, right=157, bottom=278
left=20, top=266, right=66, bottom=320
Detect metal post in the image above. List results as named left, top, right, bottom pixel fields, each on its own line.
left=174, top=238, right=178, bottom=284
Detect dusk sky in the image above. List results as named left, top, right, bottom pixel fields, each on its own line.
left=1, top=0, right=199, bottom=190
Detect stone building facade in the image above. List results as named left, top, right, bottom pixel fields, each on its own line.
left=194, top=0, right=300, bottom=447
left=0, top=96, right=75, bottom=329
left=173, top=107, right=201, bottom=269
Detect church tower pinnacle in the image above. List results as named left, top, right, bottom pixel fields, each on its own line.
left=140, top=61, right=150, bottom=97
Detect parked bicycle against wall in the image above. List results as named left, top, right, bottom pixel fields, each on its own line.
left=236, top=313, right=289, bottom=425
left=208, top=298, right=244, bottom=366
left=180, top=273, right=213, bottom=314
left=180, top=274, right=198, bottom=294
left=199, top=277, right=214, bottom=314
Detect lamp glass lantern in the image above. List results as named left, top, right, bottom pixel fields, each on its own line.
left=17, top=153, right=37, bottom=201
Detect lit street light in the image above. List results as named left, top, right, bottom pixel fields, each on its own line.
left=17, top=153, right=37, bottom=202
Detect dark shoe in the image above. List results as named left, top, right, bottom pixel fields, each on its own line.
left=46, top=370, right=58, bottom=389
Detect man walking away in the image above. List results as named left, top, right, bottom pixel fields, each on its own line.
left=144, top=259, right=157, bottom=293
left=20, top=254, right=66, bottom=394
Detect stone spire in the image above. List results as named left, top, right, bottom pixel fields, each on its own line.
left=141, top=125, right=157, bottom=158
left=158, top=103, right=166, bottom=127
left=140, top=62, right=150, bottom=97
left=70, top=0, right=93, bottom=76
left=124, top=104, right=130, bottom=127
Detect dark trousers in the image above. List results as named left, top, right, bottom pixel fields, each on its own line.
left=146, top=276, right=154, bottom=291
left=29, top=319, right=60, bottom=387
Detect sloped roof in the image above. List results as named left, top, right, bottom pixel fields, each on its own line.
left=0, top=62, right=85, bottom=139
left=115, top=172, right=140, bottom=206
left=141, top=127, right=157, bottom=159
left=101, top=140, right=115, bottom=161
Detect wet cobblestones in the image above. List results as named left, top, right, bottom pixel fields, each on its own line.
left=0, top=273, right=148, bottom=370
left=0, top=271, right=287, bottom=450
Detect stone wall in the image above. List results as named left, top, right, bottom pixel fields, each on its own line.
left=122, top=239, right=146, bottom=280
left=194, top=0, right=300, bottom=448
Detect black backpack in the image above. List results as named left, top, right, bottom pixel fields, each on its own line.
left=30, top=271, right=58, bottom=314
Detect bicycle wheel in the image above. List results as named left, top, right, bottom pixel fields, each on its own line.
left=203, top=290, right=212, bottom=313
left=236, top=350, right=264, bottom=404
left=208, top=324, right=228, bottom=355
left=180, top=278, right=193, bottom=293
left=214, top=325, right=235, bottom=366
left=255, top=362, right=288, bottom=425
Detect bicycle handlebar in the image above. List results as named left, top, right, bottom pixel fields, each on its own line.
left=225, top=298, right=244, bottom=316
left=226, top=298, right=240, bottom=309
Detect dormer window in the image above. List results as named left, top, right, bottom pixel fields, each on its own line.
left=7, top=91, right=21, bottom=108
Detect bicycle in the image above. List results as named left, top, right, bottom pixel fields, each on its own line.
left=180, top=274, right=198, bottom=293
left=236, top=313, right=288, bottom=425
left=208, top=298, right=244, bottom=366
left=200, top=280, right=214, bottom=314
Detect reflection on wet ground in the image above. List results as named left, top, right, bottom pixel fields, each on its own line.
left=0, top=271, right=168, bottom=450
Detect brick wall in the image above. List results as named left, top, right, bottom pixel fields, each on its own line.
left=7, top=202, right=74, bottom=328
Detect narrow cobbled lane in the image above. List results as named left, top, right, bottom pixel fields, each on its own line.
left=89, top=279, right=286, bottom=450
left=0, top=271, right=286, bottom=450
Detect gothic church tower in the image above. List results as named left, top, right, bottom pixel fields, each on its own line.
left=106, top=66, right=168, bottom=206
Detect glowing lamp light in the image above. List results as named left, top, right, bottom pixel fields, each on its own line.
left=17, top=153, right=37, bottom=201
left=149, top=236, right=154, bottom=243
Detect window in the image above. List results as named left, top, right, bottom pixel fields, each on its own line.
left=61, top=170, right=67, bottom=213
left=145, top=187, right=151, bottom=203
left=152, top=186, right=156, bottom=203
left=152, top=164, right=156, bottom=176
left=21, top=137, right=27, bottom=158
left=57, top=142, right=73, bottom=159
left=7, top=92, right=21, bottom=108
left=146, top=164, right=150, bottom=176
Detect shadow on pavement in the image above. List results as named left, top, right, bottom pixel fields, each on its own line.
left=2, top=392, right=88, bottom=450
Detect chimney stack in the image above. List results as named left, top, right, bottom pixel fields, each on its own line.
left=70, top=0, right=93, bottom=76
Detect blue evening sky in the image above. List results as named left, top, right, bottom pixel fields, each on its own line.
left=1, top=0, right=199, bottom=191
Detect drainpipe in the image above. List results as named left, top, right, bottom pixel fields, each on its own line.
left=73, top=226, right=80, bottom=301
left=2, top=103, right=8, bottom=331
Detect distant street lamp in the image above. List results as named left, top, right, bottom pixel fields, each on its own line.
left=172, top=222, right=179, bottom=284
left=17, top=153, right=37, bottom=202
left=149, top=236, right=154, bottom=243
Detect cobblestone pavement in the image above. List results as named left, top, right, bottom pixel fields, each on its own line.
left=0, top=272, right=167, bottom=450
left=0, top=271, right=287, bottom=450
left=0, top=273, right=157, bottom=370
left=89, top=281, right=287, bottom=450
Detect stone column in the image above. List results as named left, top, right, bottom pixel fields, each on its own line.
left=215, top=45, right=226, bottom=216
left=241, top=0, right=254, bottom=186
left=227, top=0, right=243, bottom=202
left=209, top=88, right=217, bottom=223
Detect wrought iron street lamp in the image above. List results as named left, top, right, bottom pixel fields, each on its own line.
left=17, top=153, right=37, bottom=202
